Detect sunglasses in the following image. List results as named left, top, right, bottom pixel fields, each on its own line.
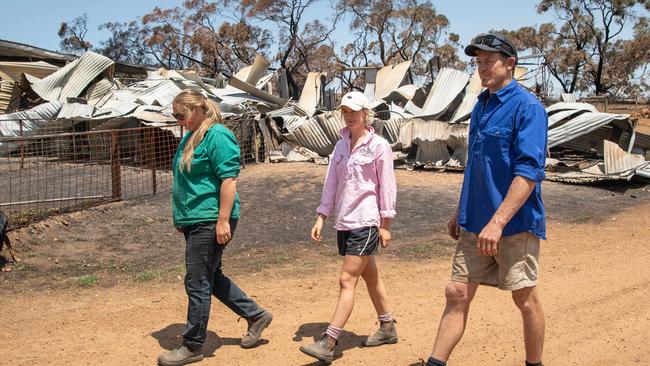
left=472, top=34, right=516, bottom=57
left=172, top=112, right=186, bottom=121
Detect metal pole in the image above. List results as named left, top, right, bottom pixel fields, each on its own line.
left=146, top=128, right=157, bottom=194
left=19, top=120, right=24, bottom=169
left=0, top=195, right=112, bottom=207
left=111, top=131, right=122, bottom=200
left=239, top=120, right=245, bottom=169
left=252, top=119, right=260, bottom=164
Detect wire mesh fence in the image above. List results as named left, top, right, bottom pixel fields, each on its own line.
left=0, top=117, right=264, bottom=229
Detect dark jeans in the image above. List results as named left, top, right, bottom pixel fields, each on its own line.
left=181, top=219, right=263, bottom=350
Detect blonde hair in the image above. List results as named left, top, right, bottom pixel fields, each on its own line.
left=362, top=108, right=375, bottom=125
left=173, top=90, right=223, bottom=173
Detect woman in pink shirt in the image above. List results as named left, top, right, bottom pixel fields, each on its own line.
left=299, top=91, right=398, bottom=363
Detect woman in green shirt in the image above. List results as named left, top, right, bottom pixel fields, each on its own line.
left=158, top=90, right=272, bottom=366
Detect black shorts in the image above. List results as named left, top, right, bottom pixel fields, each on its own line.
left=337, top=226, right=379, bottom=256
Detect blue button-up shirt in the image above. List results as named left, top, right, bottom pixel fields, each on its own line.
left=458, top=80, right=548, bottom=239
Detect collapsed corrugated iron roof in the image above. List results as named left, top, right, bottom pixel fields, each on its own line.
left=271, top=111, right=345, bottom=156
left=31, top=51, right=115, bottom=102
left=404, top=68, right=470, bottom=119
left=546, top=102, right=638, bottom=157
left=546, top=140, right=650, bottom=183
left=0, top=101, right=62, bottom=153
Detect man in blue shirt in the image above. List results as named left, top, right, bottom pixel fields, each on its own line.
left=424, top=34, right=547, bottom=366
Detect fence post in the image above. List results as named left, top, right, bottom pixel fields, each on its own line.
left=239, top=120, right=245, bottom=169
left=19, top=120, right=24, bottom=169
left=111, top=131, right=122, bottom=200
left=146, top=127, right=157, bottom=194
left=252, top=119, right=260, bottom=164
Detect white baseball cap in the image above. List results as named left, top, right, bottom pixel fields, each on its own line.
left=339, top=91, right=368, bottom=111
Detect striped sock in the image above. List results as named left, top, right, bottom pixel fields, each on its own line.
left=378, top=312, right=393, bottom=323
left=325, top=324, right=342, bottom=340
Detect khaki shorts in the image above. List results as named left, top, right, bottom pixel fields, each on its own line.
left=451, top=229, right=540, bottom=291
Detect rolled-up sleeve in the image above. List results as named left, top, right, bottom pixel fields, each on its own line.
left=207, top=126, right=241, bottom=180
left=375, top=141, right=397, bottom=218
left=316, top=147, right=340, bottom=217
left=513, top=102, right=547, bottom=182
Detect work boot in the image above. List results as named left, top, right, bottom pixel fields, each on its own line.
left=240, top=310, right=273, bottom=348
left=157, top=344, right=203, bottom=366
left=363, top=320, right=398, bottom=347
left=299, top=334, right=337, bottom=364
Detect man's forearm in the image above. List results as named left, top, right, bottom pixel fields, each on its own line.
left=490, top=175, right=536, bottom=229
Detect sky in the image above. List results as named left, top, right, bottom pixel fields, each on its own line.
left=0, top=0, right=641, bottom=90
left=0, top=0, right=561, bottom=62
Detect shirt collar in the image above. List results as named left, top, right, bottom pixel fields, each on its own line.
left=340, top=126, right=375, bottom=147
left=477, top=79, right=518, bottom=103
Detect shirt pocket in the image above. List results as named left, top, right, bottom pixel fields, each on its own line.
left=188, top=145, right=212, bottom=176
left=481, top=126, right=512, bottom=161
left=351, top=153, right=376, bottom=184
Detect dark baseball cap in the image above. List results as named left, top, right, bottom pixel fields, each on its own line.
left=464, top=34, right=518, bottom=63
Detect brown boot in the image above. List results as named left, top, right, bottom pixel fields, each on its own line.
left=157, top=344, right=203, bottom=366
left=240, top=310, right=273, bottom=348
left=299, top=334, right=337, bottom=364
left=363, top=320, right=398, bottom=347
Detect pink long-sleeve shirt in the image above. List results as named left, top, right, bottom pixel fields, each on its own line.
left=316, top=126, right=397, bottom=231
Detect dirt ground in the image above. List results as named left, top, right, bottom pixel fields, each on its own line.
left=1, top=163, right=649, bottom=365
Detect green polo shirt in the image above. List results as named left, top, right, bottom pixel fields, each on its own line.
left=172, top=124, right=241, bottom=227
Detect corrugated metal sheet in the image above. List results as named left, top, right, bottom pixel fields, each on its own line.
left=264, top=107, right=296, bottom=118
left=546, top=102, right=598, bottom=115
left=31, top=51, right=115, bottom=102
left=451, top=71, right=483, bottom=123
left=282, top=116, right=334, bottom=156
left=380, top=118, right=402, bottom=144
left=134, top=80, right=182, bottom=107
left=603, top=140, right=647, bottom=175
left=561, top=93, right=577, bottom=102
left=545, top=139, right=650, bottom=183
left=545, top=169, right=623, bottom=183
left=405, top=68, right=470, bottom=119
left=397, top=119, right=415, bottom=149
left=275, top=112, right=344, bottom=157
left=57, top=103, right=95, bottom=119
left=636, top=165, right=650, bottom=179
left=415, top=140, right=450, bottom=165
left=279, top=115, right=308, bottom=132
left=315, top=111, right=345, bottom=145
left=408, top=119, right=469, bottom=167
left=131, top=105, right=175, bottom=123
left=22, top=73, right=41, bottom=85
left=228, top=76, right=289, bottom=108
left=411, top=119, right=467, bottom=142
left=556, top=125, right=631, bottom=155
left=0, top=101, right=62, bottom=154
left=387, top=102, right=414, bottom=119
left=86, top=78, right=118, bottom=106
left=374, top=60, right=413, bottom=100
left=234, top=54, right=270, bottom=85
left=0, top=79, right=20, bottom=113
left=297, top=72, right=326, bottom=116
left=378, top=84, right=424, bottom=104
left=548, top=110, right=631, bottom=148
left=547, top=109, right=591, bottom=128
